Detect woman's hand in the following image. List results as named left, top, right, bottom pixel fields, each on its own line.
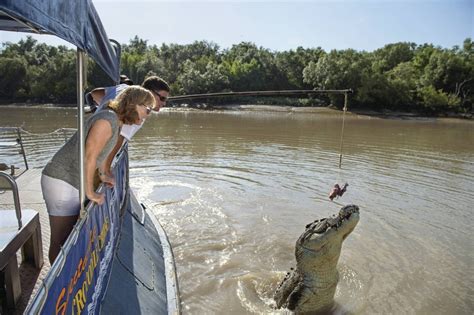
left=87, top=191, right=105, bottom=205
left=99, top=171, right=115, bottom=187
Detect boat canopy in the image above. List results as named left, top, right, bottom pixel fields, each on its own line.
left=0, top=0, right=119, bottom=81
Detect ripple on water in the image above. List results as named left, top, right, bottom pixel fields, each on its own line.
left=150, top=184, right=194, bottom=205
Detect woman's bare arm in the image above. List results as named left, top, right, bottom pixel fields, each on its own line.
left=99, top=134, right=125, bottom=176
left=85, top=119, right=112, bottom=204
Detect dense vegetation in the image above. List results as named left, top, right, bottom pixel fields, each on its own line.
left=0, top=36, right=472, bottom=114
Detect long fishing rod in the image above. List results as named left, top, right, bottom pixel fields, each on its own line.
left=168, top=89, right=353, bottom=101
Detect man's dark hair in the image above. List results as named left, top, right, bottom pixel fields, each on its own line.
left=120, top=74, right=134, bottom=85
left=142, top=76, right=170, bottom=93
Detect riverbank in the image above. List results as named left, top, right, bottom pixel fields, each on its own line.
left=0, top=102, right=472, bottom=120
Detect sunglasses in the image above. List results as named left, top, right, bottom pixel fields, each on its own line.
left=153, top=90, right=168, bottom=102
left=141, top=105, right=152, bottom=115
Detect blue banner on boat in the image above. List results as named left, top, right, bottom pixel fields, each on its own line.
left=33, top=150, right=128, bottom=315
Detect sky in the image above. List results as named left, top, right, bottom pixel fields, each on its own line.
left=0, top=0, right=472, bottom=52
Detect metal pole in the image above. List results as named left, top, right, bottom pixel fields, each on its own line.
left=0, top=173, right=22, bottom=229
left=83, top=54, right=88, bottom=90
left=77, top=49, right=86, bottom=216
left=16, top=127, right=28, bottom=170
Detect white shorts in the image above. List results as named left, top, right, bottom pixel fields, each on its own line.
left=41, top=174, right=81, bottom=216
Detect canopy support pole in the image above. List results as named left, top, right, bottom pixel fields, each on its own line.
left=77, top=49, right=86, bottom=217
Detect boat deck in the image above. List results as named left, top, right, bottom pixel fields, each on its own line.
left=0, top=168, right=51, bottom=314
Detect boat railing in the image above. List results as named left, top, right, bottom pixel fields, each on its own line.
left=26, top=144, right=130, bottom=314
left=0, top=127, right=77, bottom=175
left=0, top=127, right=29, bottom=178
left=0, top=172, right=23, bottom=229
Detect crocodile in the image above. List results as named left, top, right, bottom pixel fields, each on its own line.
left=274, top=205, right=360, bottom=314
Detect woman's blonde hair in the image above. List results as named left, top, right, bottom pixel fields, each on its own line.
left=107, top=85, right=155, bottom=124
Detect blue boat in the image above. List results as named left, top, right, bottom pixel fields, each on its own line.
left=0, top=1, right=180, bottom=314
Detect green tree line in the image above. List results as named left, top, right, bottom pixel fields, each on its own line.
left=1, top=36, right=472, bottom=114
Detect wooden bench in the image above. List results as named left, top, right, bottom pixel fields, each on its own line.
left=0, top=172, right=43, bottom=308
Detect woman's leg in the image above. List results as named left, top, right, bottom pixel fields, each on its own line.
left=41, top=174, right=81, bottom=264
left=48, top=214, right=79, bottom=264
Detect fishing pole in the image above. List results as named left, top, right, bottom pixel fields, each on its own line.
left=167, top=89, right=353, bottom=101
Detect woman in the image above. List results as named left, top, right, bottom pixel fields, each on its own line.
left=41, top=85, right=155, bottom=263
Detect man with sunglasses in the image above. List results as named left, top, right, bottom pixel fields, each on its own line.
left=88, top=75, right=170, bottom=183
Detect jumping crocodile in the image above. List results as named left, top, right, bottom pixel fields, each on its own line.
left=274, top=205, right=360, bottom=314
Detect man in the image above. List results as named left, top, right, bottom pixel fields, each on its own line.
left=86, top=74, right=134, bottom=113
left=89, top=75, right=170, bottom=181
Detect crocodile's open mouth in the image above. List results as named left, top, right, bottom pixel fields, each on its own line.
left=298, top=205, right=360, bottom=251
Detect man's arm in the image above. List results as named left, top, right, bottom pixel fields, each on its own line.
left=91, top=88, right=106, bottom=106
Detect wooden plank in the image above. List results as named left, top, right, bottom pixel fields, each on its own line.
left=4, top=255, right=21, bottom=308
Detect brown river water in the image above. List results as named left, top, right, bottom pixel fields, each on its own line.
left=1, top=106, right=473, bottom=314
